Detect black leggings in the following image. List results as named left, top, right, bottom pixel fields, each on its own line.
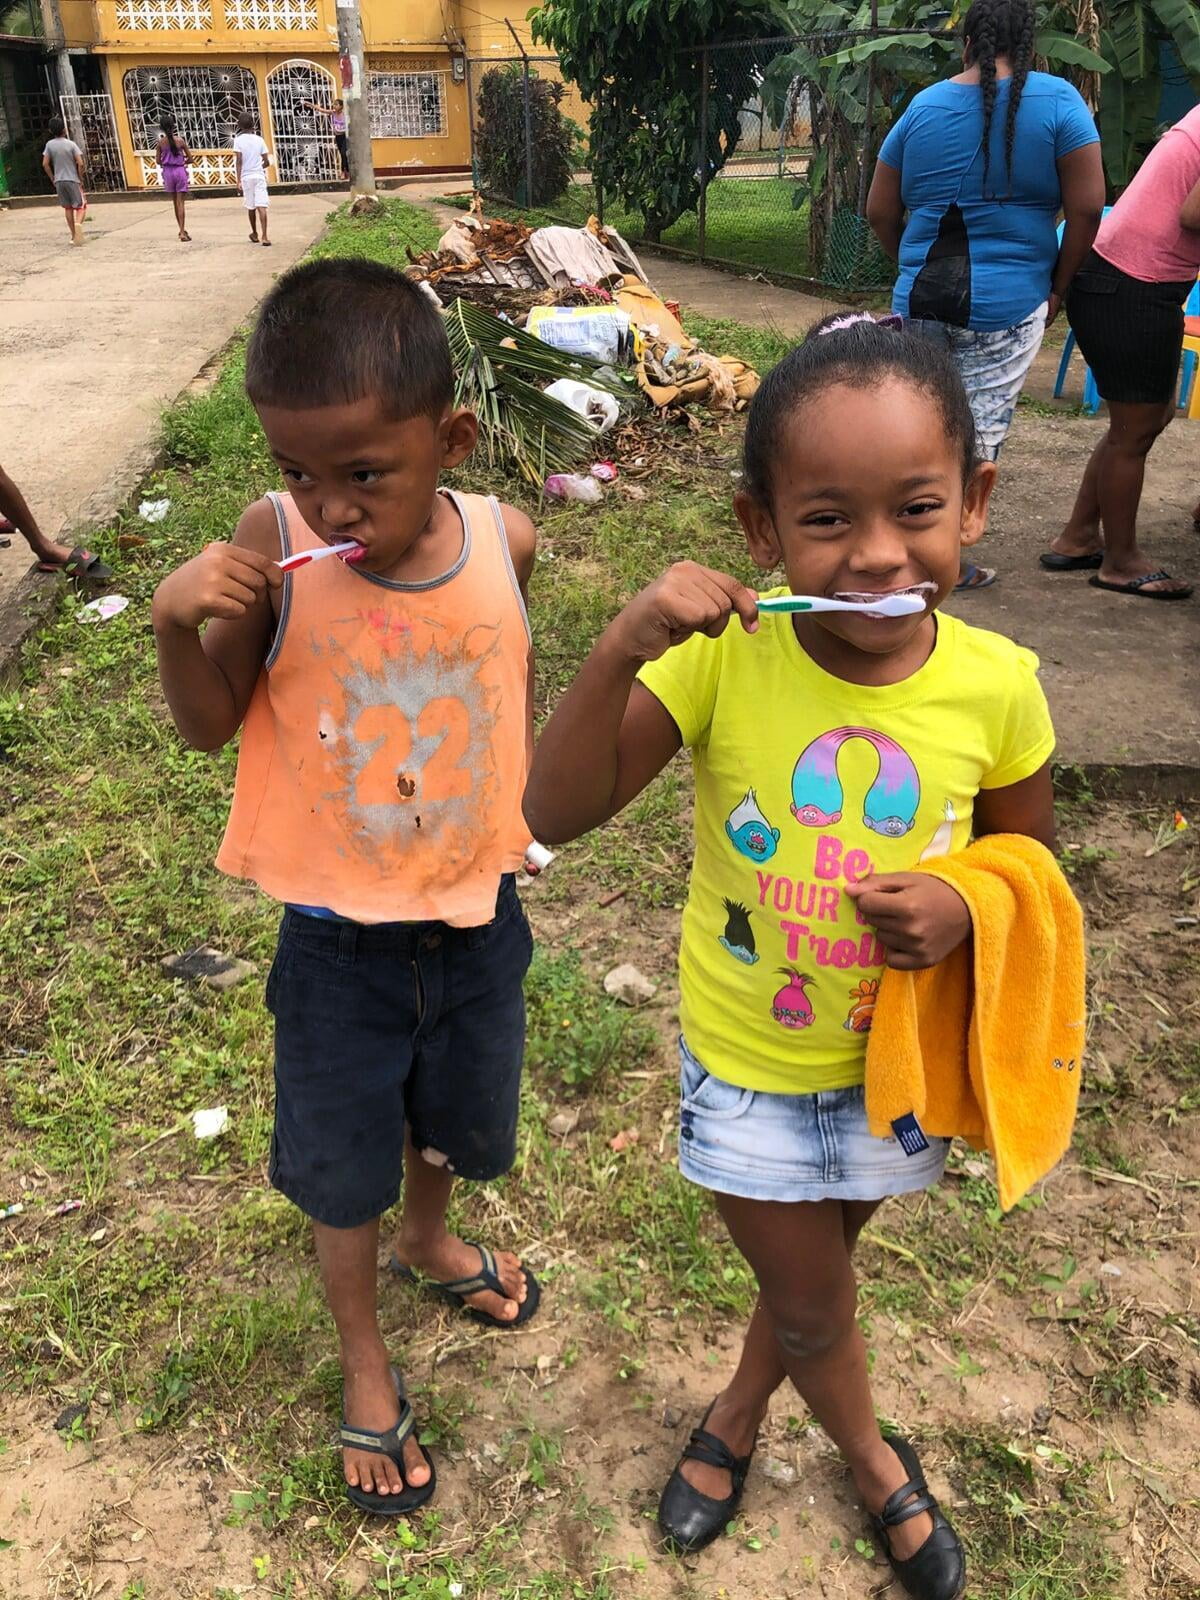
left=334, top=132, right=349, bottom=177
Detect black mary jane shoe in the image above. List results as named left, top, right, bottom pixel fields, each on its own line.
left=871, top=1436, right=966, bottom=1600
left=657, top=1404, right=756, bottom=1555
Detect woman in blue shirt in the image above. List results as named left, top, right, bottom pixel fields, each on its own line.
left=867, top=0, right=1105, bottom=588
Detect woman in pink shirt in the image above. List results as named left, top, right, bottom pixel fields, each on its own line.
left=1043, top=108, right=1200, bottom=600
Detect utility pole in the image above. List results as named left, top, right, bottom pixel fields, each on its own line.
left=38, top=0, right=77, bottom=103
left=335, top=0, right=375, bottom=195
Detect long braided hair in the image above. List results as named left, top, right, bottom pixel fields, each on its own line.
left=963, top=0, right=1036, bottom=197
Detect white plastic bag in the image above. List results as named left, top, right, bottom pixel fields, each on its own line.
left=543, top=378, right=620, bottom=433
left=544, top=473, right=603, bottom=504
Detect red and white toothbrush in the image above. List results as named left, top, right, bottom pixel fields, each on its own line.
left=276, top=540, right=364, bottom=572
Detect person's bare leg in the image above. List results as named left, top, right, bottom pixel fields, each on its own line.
left=715, top=1194, right=933, bottom=1561
left=1089, top=398, right=1187, bottom=592
left=680, top=1198, right=881, bottom=1501
left=0, top=467, right=71, bottom=565
left=313, top=1217, right=431, bottom=1499
left=258, top=206, right=271, bottom=245
left=388, top=1129, right=527, bottom=1321
left=1051, top=433, right=1106, bottom=558
left=63, top=206, right=77, bottom=243
left=248, top=205, right=258, bottom=241
left=173, top=191, right=188, bottom=238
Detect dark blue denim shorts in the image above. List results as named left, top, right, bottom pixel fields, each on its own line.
left=265, top=876, right=533, bottom=1228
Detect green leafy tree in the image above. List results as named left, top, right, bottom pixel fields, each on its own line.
left=476, top=65, right=575, bottom=206
left=530, top=0, right=778, bottom=240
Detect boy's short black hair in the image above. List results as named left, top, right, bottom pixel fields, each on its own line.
left=235, top=110, right=255, bottom=132
left=245, top=258, right=454, bottom=422
left=48, top=115, right=65, bottom=138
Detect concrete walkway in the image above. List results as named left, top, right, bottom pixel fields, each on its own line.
left=0, top=192, right=334, bottom=623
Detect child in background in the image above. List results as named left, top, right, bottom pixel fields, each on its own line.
left=152, top=259, right=540, bottom=1515
left=156, top=116, right=192, bottom=242
left=233, top=110, right=273, bottom=246
left=41, top=116, right=86, bottom=246
left=524, top=315, right=1058, bottom=1600
left=306, top=97, right=350, bottom=179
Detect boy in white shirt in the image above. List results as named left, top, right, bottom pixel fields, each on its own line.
left=233, top=111, right=273, bottom=247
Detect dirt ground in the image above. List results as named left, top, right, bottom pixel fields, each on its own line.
left=0, top=193, right=333, bottom=618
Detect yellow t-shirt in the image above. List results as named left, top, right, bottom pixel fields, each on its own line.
left=638, top=601, right=1056, bottom=1095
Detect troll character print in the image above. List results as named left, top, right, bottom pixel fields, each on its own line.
left=725, top=787, right=780, bottom=862
left=790, top=727, right=920, bottom=838
left=772, top=967, right=815, bottom=1029
left=718, top=898, right=759, bottom=965
left=843, top=978, right=879, bottom=1033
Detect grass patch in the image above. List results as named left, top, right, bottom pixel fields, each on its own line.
left=444, top=179, right=814, bottom=278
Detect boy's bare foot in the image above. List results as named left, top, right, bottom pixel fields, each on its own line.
left=390, top=1230, right=527, bottom=1323
left=677, top=1389, right=763, bottom=1501
left=856, top=1438, right=935, bottom=1560
left=341, top=1343, right=431, bottom=1499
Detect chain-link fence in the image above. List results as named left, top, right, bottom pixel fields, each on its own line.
left=465, top=31, right=920, bottom=292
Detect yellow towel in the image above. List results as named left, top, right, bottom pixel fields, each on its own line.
left=864, top=834, right=1085, bottom=1211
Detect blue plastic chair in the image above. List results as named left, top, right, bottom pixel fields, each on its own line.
left=1175, top=278, right=1200, bottom=411
left=1052, top=210, right=1111, bottom=415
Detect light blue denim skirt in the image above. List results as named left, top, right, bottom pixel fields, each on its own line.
left=678, top=1036, right=949, bottom=1204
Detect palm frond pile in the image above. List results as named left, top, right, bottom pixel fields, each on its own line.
left=443, top=297, right=631, bottom=485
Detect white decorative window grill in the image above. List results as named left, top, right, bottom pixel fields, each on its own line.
left=139, top=150, right=238, bottom=187
left=267, top=60, right=340, bottom=183
left=123, top=66, right=259, bottom=154
left=115, top=0, right=212, bottom=30
left=226, top=0, right=317, bottom=31
left=367, top=71, right=447, bottom=139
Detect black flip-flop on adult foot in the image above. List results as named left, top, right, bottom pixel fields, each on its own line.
left=1089, top=570, right=1193, bottom=601
left=1039, top=550, right=1103, bottom=571
left=871, top=1436, right=965, bottom=1600
left=657, top=1402, right=756, bottom=1555
left=341, top=1367, right=436, bottom=1517
left=36, top=546, right=113, bottom=583
left=388, top=1240, right=541, bottom=1329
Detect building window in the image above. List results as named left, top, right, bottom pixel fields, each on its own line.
left=123, top=65, right=259, bottom=150
left=115, top=0, right=213, bottom=29
left=225, top=0, right=317, bottom=30
left=367, top=71, right=447, bottom=139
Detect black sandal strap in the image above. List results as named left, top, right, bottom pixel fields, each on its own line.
left=436, top=1241, right=502, bottom=1299
left=880, top=1477, right=938, bottom=1527
left=339, top=1398, right=416, bottom=1458
left=680, top=1426, right=751, bottom=1475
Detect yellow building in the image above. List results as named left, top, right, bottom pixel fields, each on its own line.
left=1, top=0, right=555, bottom=193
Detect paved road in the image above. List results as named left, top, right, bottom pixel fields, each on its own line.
left=0, top=192, right=334, bottom=615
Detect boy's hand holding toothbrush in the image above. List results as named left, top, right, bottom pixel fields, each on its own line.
left=152, top=540, right=283, bottom=631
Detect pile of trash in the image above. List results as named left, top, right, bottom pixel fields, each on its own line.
left=405, top=196, right=761, bottom=492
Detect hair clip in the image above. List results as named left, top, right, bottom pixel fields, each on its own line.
left=818, top=312, right=904, bottom=336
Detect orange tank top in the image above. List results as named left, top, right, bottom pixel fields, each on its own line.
left=217, top=489, right=532, bottom=927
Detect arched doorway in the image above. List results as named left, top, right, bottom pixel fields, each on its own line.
left=267, top=60, right=340, bottom=184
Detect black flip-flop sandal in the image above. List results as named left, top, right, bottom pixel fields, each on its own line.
left=388, top=1240, right=541, bottom=1330
left=36, top=546, right=113, bottom=583
left=1039, top=550, right=1103, bottom=571
left=658, top=1403, right=756, bottom=1554
left=341, top=1368, right=436, bottom=1517
left=1089, top=570, right=1192, bottom=601
left=871, top=1436, right=966, bottom=1600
